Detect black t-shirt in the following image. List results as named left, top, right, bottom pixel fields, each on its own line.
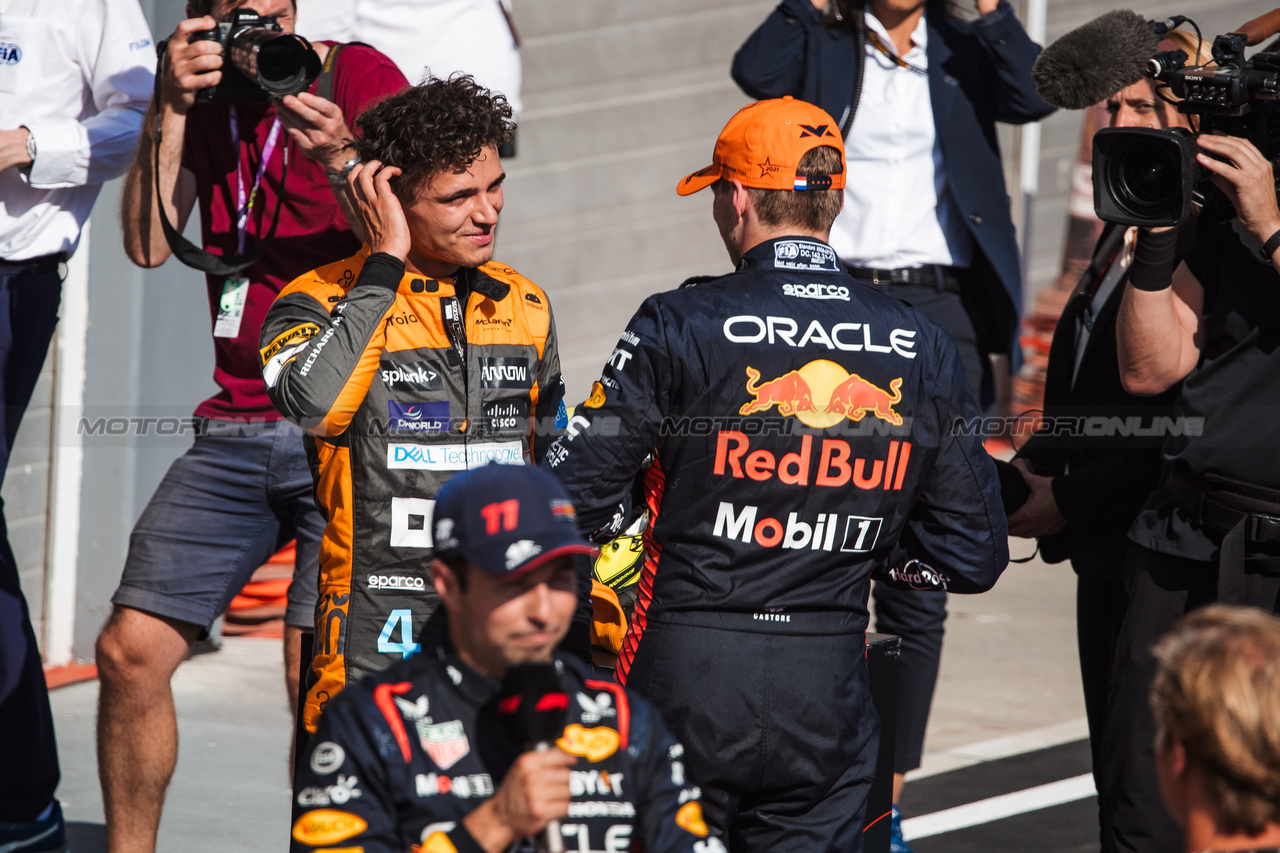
left=1129, top=216, right=1280, bottom=563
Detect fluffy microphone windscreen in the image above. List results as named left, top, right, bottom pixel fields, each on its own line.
left=1032, top=10, right=1160, bottom=109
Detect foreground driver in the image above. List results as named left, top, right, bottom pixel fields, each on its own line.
left=290, top=463, right=724, bottom=853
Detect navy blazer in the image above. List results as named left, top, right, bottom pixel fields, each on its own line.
left=732, top=0, right=1054, bottom=364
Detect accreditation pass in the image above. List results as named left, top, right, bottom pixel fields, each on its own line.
left=214, top=277, right=249, bottom=338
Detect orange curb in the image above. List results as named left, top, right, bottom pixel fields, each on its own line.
left=44, top=663, right=98, bottom=690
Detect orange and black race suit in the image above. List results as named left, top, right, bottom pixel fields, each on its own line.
left=260, top=249, right=566, bottom=731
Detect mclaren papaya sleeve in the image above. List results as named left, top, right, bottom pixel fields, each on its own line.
left=546, top=296, right=676, bottom=540
left=261, top=252, right=402, bottom=436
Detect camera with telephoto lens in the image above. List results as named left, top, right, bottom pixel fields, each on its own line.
left=1094, top=29, right=1280, bottom=227
left=186, top=8, right=322, bottom=103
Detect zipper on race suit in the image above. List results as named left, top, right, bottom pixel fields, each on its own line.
left=441, top=290, right=469, bottom=434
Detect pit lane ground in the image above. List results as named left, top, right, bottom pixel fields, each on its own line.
left=50, top=547, right=1103, bottom=851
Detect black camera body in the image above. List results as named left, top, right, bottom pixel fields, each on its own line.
left=1094, top=30, right=1280, bottom=227
left=187, top=9, right=321, bottom=103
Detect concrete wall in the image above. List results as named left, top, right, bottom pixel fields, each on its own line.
left=66, top=0, right=214, bottom=660
left=71, top=179, right=214, bottom=659
left=499, top=0, right=774, bottom=404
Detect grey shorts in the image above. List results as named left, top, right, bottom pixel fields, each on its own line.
left=111, top=419, right=324, bottom=630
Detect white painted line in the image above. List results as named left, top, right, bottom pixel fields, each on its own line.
left=902, top=773, right=1096, bottom=841
left=913, top=716, right=1090, bottom=780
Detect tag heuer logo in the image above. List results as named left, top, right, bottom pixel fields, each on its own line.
left=417, top=720, right=470, bottom=769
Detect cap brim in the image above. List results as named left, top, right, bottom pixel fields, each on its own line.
left=468, top=537, right=599, bottom=577
left=676, top=164, right=721, bottom=196
left=514, top=543, right=600, bottom=575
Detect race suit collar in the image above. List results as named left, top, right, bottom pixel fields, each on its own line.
left=740, top=236, right=845, bottom=275
left=354, top=244, right=510, bottom=301
left=430, top=639, right=502, bottom=706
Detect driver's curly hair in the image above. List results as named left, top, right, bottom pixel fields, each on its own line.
left=350, top=74, right=514, bottom=203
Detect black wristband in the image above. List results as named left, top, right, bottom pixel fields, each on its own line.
left=1128, top=227, right=1179, bottom=292
left=1260, top=228, right=1280, bottom=262
left=444, top=822, right=488, bottom=853
left=357, top=252, right=406, bottom=291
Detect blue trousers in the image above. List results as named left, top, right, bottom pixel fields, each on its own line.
left=0, top=256, right=63, bottom=822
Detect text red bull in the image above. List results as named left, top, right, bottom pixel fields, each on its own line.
left=713, top=431, right=912, bottom=490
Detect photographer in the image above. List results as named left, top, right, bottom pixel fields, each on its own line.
left=1102, top=77, right=1280, bottom=853
left=100, top=2, right=405, bottom=850
left=732, top=1, right=1052, bottom=842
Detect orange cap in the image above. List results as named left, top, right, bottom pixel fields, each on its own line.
left=676, top=96, right=846, bottom=196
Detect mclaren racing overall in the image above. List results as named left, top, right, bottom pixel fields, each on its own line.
left=261, top=249, right=565, bottom=731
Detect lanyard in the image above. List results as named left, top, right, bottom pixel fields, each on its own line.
left=1078, top=227, right=1132, bottom=333
left=230, top=105, right=282, bottom=254
left=867, top=30, right=927, bottom=77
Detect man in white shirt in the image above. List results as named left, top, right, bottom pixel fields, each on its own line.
left=0, top=0, right=152, bottom=849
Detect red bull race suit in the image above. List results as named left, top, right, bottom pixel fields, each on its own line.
left=545, top=235, right=1008, bottom=850
left=290, top=641, right=725, bottom=853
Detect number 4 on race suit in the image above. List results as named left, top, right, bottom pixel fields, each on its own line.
left=378, top=609, right=420, bottom=659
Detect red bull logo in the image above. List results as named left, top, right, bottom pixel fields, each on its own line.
left=739, top=360, right=903, bottom=428
left=825, top=376, right=903, bottom=426
left=740, top=368, right=813, bottom=417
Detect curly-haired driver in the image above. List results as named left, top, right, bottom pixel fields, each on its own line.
left=259, top=74, right=573, bottom=732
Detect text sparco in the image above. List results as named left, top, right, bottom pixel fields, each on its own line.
left=782, top=283, right=849, bottom=301
left=368, top=574, right=426, bottom=592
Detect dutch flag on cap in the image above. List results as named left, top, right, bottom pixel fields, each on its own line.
left=793, top=176, right=808, bottom=190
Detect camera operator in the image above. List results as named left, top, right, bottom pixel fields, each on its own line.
left=1102, top=74, right=1280, bottom=853
left=1010, top=37, right=1207, bottom=843
left=100, top=2, right=406, bottom=851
